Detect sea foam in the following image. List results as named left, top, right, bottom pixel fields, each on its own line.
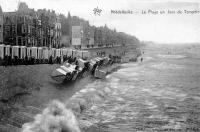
left=21, top=100, right=80, bottom=132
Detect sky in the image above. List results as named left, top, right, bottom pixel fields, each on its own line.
left=0, top=0, right=200, bottom=44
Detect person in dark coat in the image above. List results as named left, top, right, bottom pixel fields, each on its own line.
left=91, top=63, right=98, bottom=75
left=75, top=60, right=78, bottom=65
left=25, top=56, right=28, bottom=65
left=73, top=57, right=77, bottom=63
left=3, top=55, right=8, bottom=67
left=49, top=56, right=53, bottom=64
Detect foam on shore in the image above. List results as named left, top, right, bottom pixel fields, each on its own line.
left=22, top=100, right=80, bottom=132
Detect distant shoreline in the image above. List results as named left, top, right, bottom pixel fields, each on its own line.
left=141, top=41, right=200, bottom=45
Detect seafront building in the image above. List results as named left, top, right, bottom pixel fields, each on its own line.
left=2, top=2, right=62, bottom=48
left=0, top=2, right=139, bottom=50
left=54, top=16, right=62, bottom=48
left=0, top=6, right=3, bottom=44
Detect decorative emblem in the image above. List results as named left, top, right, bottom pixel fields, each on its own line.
left=93, top=6, right=102, bottom=16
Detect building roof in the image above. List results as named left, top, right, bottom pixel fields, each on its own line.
left=3, top=12, right=17, bottom=24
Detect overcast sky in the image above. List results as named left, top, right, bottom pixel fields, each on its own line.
left=0, top=0, right=200, bottom=44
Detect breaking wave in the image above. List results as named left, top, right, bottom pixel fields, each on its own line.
left=21, top=81, right=107, bottom=132
left=144, top=56, right=153, bottom=60
left=151, top=62, right=184, bottom=69
left=157, top=54, right=186, bottom=59
left=21, top=100, right=80, bottom=132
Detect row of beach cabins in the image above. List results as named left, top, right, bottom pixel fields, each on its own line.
left=0, top=44, right=91, bottom=66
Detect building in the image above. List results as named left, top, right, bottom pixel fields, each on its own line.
left=0, top=6, right=3, bottom=44
left=3, top=12, right=17, bottom=46
left=80, top=21, right=90, bottom=48
left=16, top=2, right=36, bottom=46
left=2, top=2, right=61, bottom=48
left=61, top=35, right=70, bottom=47
left=53, top=16, right=62, bottom=48
left=94, top=27, right=102, bottom=46
left=71, top=17, right=90, bottom=49
left=88, top=26, right=95, bottom=47
left=35, top=8, right=58, bottom=48
left=1, top=2, right=138, bottom=50
left=60, top=12, right=71, bottom=47
left=72, top=25, right=82, bottom=49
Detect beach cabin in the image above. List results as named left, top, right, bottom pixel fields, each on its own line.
left=94, top=69, right=106, bottom=79
left=55, top=49, right=61, bottom=58
left=82, top=51, right=91, bottom=60
left=61, top=48, right=68, bottom=62
left=67, top=49, right=73, bottom=57
left=27, top=47, right=32, bottom=59
left=38, top=47, right=43, bottom=60
left=121, top=56, right=130, bottom=63
left=72, top=49, right=78, bottom=59
left=5, top=45, right=11, bottom=57
left=51, top=48, right=56, bottom=58
left=12, top=46, right=20, bottom=59
left=76, top=50, right=82, bottom=58
left=20, top=46, right=27, bottom=59
left=0, top=44, right=5, bottom=59
left=78, top=58, right=88, bottom=68
left=43, top=48, right=49, bottom=60
left=61, top=48, right=68, bottom=56
left=31, top=47, right=38, bottom=59
left=48, top=48, right=53, bottom=58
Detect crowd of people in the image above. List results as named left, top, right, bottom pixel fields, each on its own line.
left=0, top=53, right=122, bottom=68
left=0, top=55, right=63, bottom=66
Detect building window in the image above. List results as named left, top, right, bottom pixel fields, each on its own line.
left=28, top=37, right=30, bottom=44
left=23, top=38, right=26, bottom=46
left=28, top=26, right=31, bottom=34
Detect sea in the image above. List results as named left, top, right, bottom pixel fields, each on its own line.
left=21, top=44, right=200, bottom=132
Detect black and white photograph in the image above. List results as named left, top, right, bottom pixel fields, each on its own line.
left=0, top=0, right=200, bottom=132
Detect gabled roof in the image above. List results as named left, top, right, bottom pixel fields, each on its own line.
left=3, top=12, right=17, bottom=24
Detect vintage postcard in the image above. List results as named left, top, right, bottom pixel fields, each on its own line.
left=0, top=0, right=199, bottom=132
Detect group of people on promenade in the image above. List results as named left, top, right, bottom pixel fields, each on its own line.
left=0, top=53, right=122, bottom=67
